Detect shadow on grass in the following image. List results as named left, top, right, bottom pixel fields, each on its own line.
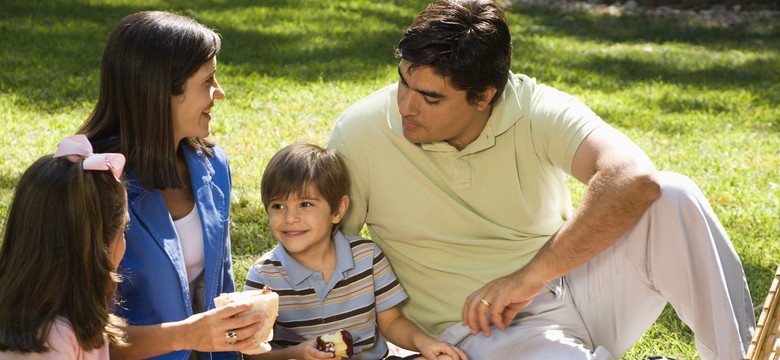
left=504, top=3, right=779, bottom=132
left=215, top=3, right=413, bottom=82
left=744, top=252, right=780, bottom=312
left=506, top=1, right=779, bottom=48
left=2, top=0, right=777, bottom=127
left=1, top=1, right=140, bottom=113
left=0, top=0, right=419, bottom=113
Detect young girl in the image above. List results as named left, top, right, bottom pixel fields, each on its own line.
left=0, top=135, right=129, bottom=359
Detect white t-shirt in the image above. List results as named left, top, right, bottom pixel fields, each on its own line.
left=174, top=205, right=205, bottom=289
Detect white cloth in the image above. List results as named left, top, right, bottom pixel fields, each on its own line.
left=436, top=172, right=754, bottom=359
left=173, top=205, right=204, bottom=286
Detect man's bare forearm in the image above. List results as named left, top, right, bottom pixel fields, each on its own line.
left=518, top=163, right=660, bottom=285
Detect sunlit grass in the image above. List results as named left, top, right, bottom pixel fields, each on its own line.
left=1, top=1, right=778, bottom=358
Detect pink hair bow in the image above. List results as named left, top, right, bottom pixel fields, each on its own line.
left=54, top=135, right=126, bottom=181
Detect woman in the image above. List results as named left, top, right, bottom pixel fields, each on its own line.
left=78, top=11, right=262, bottom=359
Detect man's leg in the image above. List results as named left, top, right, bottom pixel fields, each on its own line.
left=437, top=279, right=614, bottom=359
left=566, top=171, right=754, bottom=359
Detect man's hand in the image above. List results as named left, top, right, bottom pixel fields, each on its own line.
left=460, top=126, right=660, bottom=338
left=461, top=269, right=546, bottom=337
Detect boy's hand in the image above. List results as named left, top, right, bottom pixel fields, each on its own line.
left=415, top=338, right=468, bottom=360
left=299, top=338, right=340, bottom=360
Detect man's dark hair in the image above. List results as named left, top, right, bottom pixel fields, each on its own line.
left=396, top=0, right=512, bottom=105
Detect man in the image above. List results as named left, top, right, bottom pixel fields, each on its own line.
left=326, top=0, right=755, bottom=358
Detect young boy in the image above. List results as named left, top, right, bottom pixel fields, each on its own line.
left=244, top=143, right=467, bottom=360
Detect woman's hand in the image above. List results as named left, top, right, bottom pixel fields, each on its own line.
left=182, top=302, right=266, bottom=353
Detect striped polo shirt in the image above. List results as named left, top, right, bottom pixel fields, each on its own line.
left=245, top=231, right=408, bottom=359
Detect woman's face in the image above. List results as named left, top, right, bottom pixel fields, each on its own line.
left=171, top=57, right=225, bottom=145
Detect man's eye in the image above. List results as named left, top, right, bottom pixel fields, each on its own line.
left=423, top=97, right=439, bottom=105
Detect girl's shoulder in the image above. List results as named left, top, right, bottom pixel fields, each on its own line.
left=49, top=319, right=109, bottom=360
left=46, top=319, right=80, bottom=356
left=0, top=318, right=108, bottom=360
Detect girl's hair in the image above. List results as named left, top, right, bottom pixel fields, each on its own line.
left=261, top=144, right=350, bottom=231
left=78, top=11, right=221, bottom=190
left=0, top=155, right=127, bottom=352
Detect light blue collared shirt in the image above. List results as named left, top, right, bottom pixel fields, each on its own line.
left=246, top=231, right=408, bottom=359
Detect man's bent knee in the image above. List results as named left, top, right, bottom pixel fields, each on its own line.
left=653, top=171, right=707, bottom=209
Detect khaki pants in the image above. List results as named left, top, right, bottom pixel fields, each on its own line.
left=436, top=172, right=754, bottom=360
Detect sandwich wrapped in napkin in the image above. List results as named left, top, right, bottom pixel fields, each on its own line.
left=214, top=286, right=279, bottom=355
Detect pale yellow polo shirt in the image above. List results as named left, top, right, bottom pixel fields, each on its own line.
left=327, top=73, right=608, bottom=336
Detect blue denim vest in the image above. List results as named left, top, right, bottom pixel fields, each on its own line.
left=116, top=145, right=237, bottom=360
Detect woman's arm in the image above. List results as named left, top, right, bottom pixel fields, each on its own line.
left=110, top=303, right=264, bottom=359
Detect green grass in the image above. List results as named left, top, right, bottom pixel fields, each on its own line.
left=1, top=1, right=778, bottom=358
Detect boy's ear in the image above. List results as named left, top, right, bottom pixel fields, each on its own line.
left=332, top=195, right=350, bottom=224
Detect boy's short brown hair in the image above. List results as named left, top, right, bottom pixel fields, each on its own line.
left=261, top=143, right=350, bottom=218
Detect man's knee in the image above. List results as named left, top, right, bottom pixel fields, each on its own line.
left=653, top=171, right=707, bottom=210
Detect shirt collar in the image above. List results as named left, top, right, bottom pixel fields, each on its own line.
left=275, top=231, right=356, bottom=287
left=386, top=71, right=524, bottom=156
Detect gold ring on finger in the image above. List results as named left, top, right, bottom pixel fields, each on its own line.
left=480, top=298, right=490, bottom=307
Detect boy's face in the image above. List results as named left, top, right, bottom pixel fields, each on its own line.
left=267, top=186, right=348, bottom=259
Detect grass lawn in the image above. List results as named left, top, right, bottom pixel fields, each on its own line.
left=1, top=0, right=778, bottom=358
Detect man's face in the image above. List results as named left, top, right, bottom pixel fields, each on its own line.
left=396, top=60, right=492, bottom=150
